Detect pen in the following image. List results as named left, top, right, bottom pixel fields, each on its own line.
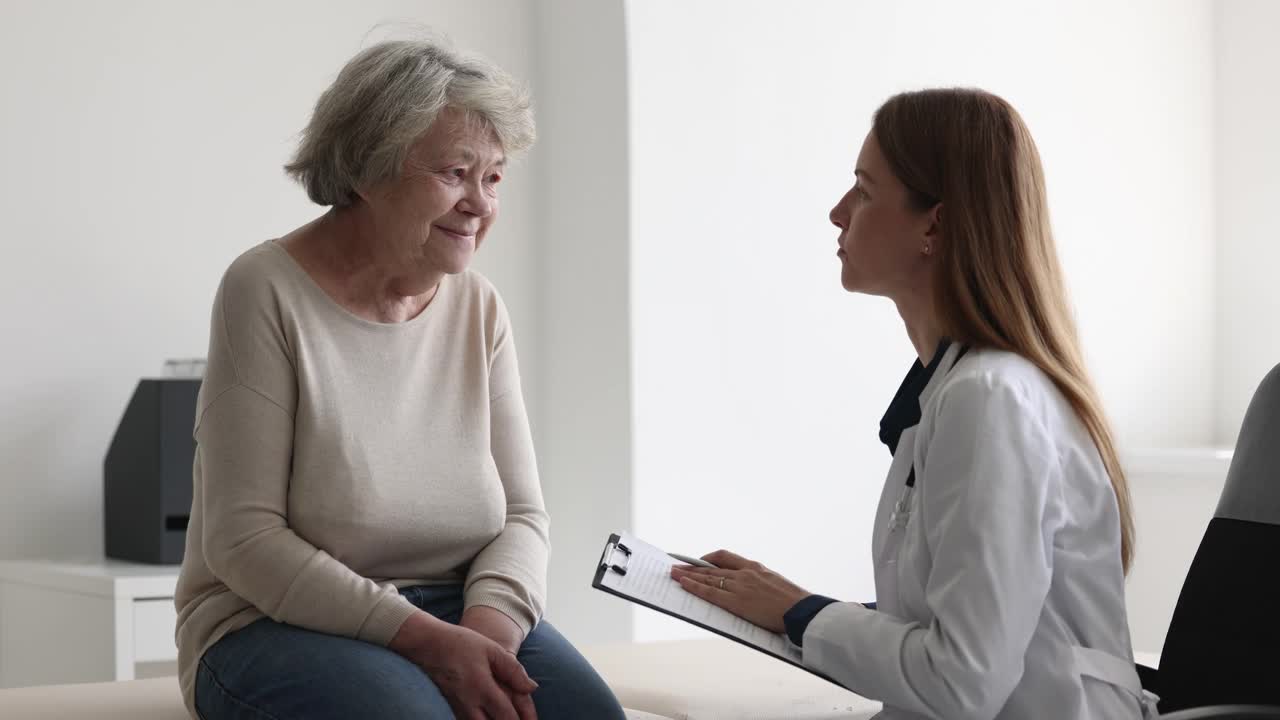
left=668, top=552, right=718, bottom=569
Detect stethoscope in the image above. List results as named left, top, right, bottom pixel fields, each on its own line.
left=886, top=344, right=971, bottom=533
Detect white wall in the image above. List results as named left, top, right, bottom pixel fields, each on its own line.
left=625, top=0, right=1216, bottom=641
left=1123, top=449, right=1231, bottom=653
left=1214, top=0, right=1280, bottom=445
left=0, top=1, right=539, bottom=560
left=531, top=0, right=635, bottom=645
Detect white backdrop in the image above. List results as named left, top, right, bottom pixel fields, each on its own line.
left=1213, top=0, right=1280, bottom=444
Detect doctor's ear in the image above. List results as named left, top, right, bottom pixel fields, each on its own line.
left=922, top=203, right=943, bottom=256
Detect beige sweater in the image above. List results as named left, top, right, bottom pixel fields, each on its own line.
left=173, top=241, right=548, bottom=716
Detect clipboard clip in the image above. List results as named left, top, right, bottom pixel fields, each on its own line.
left=601, top=541, right=633, bottom=576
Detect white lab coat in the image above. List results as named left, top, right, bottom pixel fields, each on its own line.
left=801, top=344, right=1155, bottom=719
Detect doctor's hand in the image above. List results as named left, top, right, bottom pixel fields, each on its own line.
left=670, top=549, right=811, bottom=633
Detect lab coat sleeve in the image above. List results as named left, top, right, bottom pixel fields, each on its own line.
left=803, top=374, right=1059, bottom=720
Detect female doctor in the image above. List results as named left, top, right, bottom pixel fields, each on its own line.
left=671, top=88, right=1156, bottom=719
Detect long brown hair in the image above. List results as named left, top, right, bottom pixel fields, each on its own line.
left=873, top=88, right=1135, bottom=573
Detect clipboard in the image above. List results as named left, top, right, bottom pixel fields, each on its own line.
left=591, top=531, right=841, bottom=686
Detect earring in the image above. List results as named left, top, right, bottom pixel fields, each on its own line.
left=922, top=243, right=932, bottom=256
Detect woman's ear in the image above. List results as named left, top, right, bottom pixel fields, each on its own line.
left=919, top=203, right=943, bottom=257
left=925, top=203, right=943, bottom=238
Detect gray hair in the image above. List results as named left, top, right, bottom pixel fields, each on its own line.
left=285, top=36, right=535, bottom=207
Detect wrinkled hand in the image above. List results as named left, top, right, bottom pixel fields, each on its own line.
left=670, top=549, right=811, bottom=633
left=390, top=612, right=537, bottom=720
left=461, top=605, right=525, bottom=656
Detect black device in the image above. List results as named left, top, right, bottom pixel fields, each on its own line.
left=104, top=378, right=200, bottom=564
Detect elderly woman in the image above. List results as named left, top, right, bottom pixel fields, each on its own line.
left=174, top=38, right=626, bottom=720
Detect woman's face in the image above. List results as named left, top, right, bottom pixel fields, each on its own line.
left=829, top=131, right=936, bottom=299
left=364, top=108, right=505, bottom=279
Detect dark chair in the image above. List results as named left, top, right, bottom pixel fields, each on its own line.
left=1160, top=709, right=1280, bottom=720
left=1141, top=363, right=1280, bottom=719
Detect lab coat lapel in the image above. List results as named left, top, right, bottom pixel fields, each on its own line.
left=872, top=343, right=968, bottom=617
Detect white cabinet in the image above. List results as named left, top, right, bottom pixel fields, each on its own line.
left=0, top=559, right=180, bottom=688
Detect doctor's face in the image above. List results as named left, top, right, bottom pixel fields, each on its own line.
left=828, top=132, right=935, bottom=298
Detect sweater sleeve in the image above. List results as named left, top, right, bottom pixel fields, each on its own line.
left=462, top=290, right=550, bottom=635
left=195, top=268, right=417, bottom=647
left=802, top=375, right=1059, bottom=720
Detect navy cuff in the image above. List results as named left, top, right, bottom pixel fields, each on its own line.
left=783, top=594, right=839, bottom=646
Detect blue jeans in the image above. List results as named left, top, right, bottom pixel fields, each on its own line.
left=195, top=585, right=626, bottom=719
